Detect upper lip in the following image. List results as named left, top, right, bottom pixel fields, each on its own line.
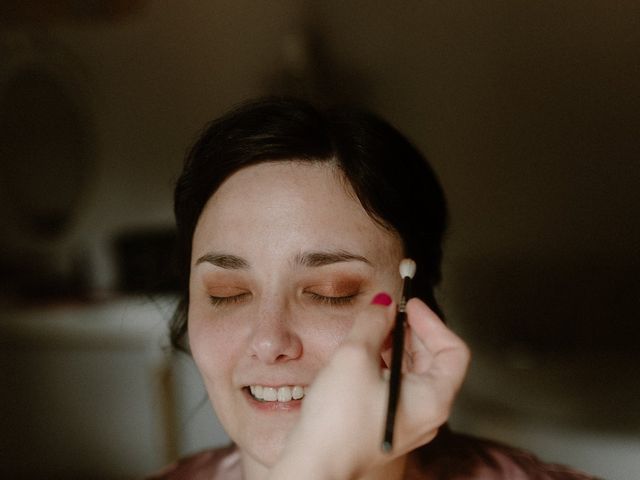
left=243, top=382, right=308, bottom=387
left=237, top=371, right=313, bottom=388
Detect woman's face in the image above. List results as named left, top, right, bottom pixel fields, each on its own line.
left=189, top=161, right=404, bottom=468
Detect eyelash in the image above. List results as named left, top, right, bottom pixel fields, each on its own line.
left=209, top=293, right=250, bottom=306
left=208, top=293, right=357, bottom=307
left=307, top=292, right=357, bottom=306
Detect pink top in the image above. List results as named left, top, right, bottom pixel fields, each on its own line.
left=147, top=432, right=600, bottom=480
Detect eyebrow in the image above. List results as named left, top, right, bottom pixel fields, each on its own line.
left=194, top=250, right=370, bottom=270
left=195, top=253, right=249, bottom=269
left=294, top=250, right=371, bottom=268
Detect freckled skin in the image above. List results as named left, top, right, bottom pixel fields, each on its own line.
left=188, top=161, right=404, bottom=477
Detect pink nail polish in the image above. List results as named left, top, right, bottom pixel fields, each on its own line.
left=371, top=292, right=392, bottom=306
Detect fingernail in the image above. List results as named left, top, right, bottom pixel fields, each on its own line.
left=371, top=292, right=392, bottom=306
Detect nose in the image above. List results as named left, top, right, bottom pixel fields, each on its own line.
left=249, top=300, right=302, bottom=364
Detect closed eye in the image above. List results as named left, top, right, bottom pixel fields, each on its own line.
left=307, top=292, right=357, bottom=306
left=209, top=293, right=251, bottom=307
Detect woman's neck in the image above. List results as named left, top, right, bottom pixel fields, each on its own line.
left=240, top=450, right=408, bottom=480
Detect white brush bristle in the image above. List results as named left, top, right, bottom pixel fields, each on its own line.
left=399, top=258, right=416, bottom=279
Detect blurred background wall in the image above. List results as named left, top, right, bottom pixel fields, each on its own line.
left=0, top=1, right=638, bottom=478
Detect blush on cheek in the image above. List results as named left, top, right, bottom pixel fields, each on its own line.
left=188, top=309, right=232, bottom=359
left=188, top=318, right=243, bottom=393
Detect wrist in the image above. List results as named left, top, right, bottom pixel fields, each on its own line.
left=268, top=434, right=356, bottom=480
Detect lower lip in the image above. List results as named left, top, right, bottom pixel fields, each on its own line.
left=243, top=388, right=303, bottom=412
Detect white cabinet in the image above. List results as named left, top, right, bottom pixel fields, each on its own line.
left=0, top=296, right=227, bottom=479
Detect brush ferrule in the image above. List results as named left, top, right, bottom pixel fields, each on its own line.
left=398, top=298, right=407, bottom=312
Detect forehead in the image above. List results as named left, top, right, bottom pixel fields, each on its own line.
left=192, top=161, right=402, bottom=263
left=211, top=161, right=353, bottom=213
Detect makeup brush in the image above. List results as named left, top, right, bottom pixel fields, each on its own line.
left=382, top=258, right=416, bottom=452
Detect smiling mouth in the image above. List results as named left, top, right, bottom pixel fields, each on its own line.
left=246, top=385, right=306, bottom=403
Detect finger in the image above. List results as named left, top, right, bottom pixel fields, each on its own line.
left=380, top=339, right=414, bottom=372
left=344, top=292, right=395, bottom=356
left=405, top=298, right=470, bottom=390
left=381, top=347, right=391, bottom=369
left=406, top=298, right=467, bottom=353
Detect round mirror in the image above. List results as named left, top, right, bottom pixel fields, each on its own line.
left=0, top=35, right=94, bottom=240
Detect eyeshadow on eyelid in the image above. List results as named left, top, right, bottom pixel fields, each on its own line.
left=201, top=271, right=248, bottom=285
left=305, top=278, right=365, bottom=295
left=206, top=285, right=247, bottom=296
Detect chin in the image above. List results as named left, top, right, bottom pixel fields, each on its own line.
left=213, top=393, right=302, bottom=468
left=236, top=416, right=295, bottom=467
left=241, top=427, right=290, bottom=468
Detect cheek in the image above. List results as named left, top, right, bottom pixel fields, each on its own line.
left=188, top=304, right=246, bottom=380
left=298, top=310, right=356, bottom=360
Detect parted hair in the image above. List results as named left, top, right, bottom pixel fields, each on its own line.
left=171, top=97, right=447, bottom=351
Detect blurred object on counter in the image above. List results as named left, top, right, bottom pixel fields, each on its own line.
left=114, top=227, right=180, bottom=294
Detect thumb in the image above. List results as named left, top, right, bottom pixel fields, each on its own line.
left=343, top=292, right=395, bottom=356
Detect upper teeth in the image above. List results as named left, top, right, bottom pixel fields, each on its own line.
left=249, top=385, right=305, bottom=402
